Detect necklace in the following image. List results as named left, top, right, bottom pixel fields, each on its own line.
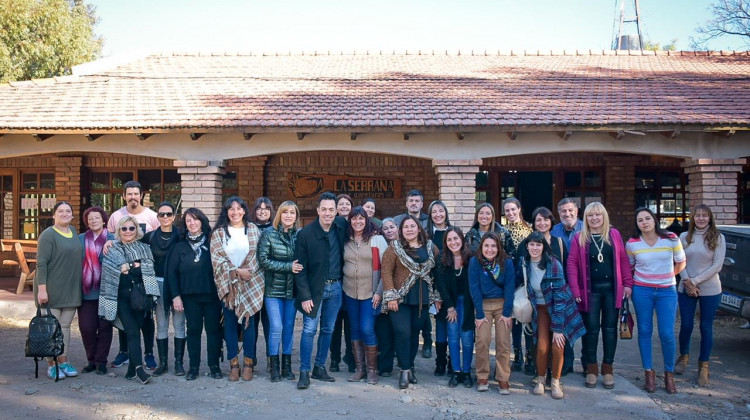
left=591, top=234, right=605, bottom=263
left=455, top=266, right=463, bottom=276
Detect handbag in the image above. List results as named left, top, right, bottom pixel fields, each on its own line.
left=127, top=266, right=151, bottom=312
left=619, top=296, right=634, bottom=340
left=512, top=260, right=533, bottom=324
left=25, top=304, right=65, bottom=381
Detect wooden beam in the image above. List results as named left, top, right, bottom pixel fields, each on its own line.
left=455, top=132, right=465, bottom=140
left=189, top=133, right=203, bottom=141
left=296, top=132, right=306, bottom=141
left=558, top=131, right=573, bottom=141
left=243, top=133, right=254, bottom=141
left=350, top=132, right=358, bottom=141
left=403, top=133, right=410, bottom=141
left=85, top=134, right=102, bottom=142
left=507, top=131, right=518, bottom=140
left=32, top=134, right=53, bottom=142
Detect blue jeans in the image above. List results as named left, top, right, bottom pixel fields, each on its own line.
left=632, top=285, right=677, bottom=372
left=299, top=281, right=342, bottom=372
left=678, top=292, right=721, bottom=362
left=343, top=294, right=377, bottom=346
left=265, top=297, right=297, bottom=356
left=447, top=296, right=474, bottom=373
left=435, top=316, right=448, bottom=344
left=223, top=303, right=256, bottom=360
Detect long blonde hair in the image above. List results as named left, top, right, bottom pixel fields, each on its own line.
left=272, top=200, right=300, bottom=230
left=580, top=202, right=611, bottom=245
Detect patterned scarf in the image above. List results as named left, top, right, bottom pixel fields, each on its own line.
left=187, top=233, right=206, bottom=263
left=483, top=260, right=501, bottom=280
left=382, top=240, right=439, bottom=313
left=82, top=230, right=107, bottom=295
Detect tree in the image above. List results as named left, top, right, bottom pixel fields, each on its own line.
left=644, top=39, right=678, bottom=51
left=0, top=0, right=102, bottom=83
left=691, top=0, right=750, bottom=49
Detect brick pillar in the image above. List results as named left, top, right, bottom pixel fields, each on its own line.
left=237, top=156, right=268, bottom=205
left=682, top=158, right=746, bottom=225
left=174, top=160, right=226, bottom=224
left=54, top=156, right=83, bottom=232
left=433, top=159, right=482, bottom=232
left=604, top=155, right=639, bottom=231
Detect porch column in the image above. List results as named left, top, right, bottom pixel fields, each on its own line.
left=433, top=159, right=482, bottom=232
left=682, top=158, right=746, bottom=225
left=174, top=160, right=226, bottom=224
left=54, top=156, right=83, bottom=232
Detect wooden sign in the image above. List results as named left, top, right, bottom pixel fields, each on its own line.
left=288, top=173, right=402, bottom=199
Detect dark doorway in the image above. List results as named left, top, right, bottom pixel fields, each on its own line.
left=517, top=171, right=553, bottom=222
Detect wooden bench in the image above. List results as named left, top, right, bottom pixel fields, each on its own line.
left=1, top=239, right=38, bottom=294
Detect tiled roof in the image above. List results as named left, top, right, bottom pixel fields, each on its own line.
left=1, top=51, right=749, bottom=132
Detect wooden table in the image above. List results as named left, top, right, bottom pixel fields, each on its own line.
left=1, top=239, right=38, bottom=294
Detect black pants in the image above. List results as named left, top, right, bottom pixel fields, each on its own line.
left=117, top=299, right=146, bottom=368
left=583, top=291, right=618, bottom=365
left=252, top=303, right=270, bottom=355
left=183, top=294, right=222, bottom=369
left=330, top=308, right=353, bottom=363
left=390, top=304, right=428, bottom=370
left=512, top=319, right=533, bottom=352
left=374, top=313, right=394, bottom=373
left=420, top=311, right=433, bottom=349
left=117, top=311, right=155, bottom=354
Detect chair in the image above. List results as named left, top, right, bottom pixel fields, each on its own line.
left=13, top=243, right=36, bottom=294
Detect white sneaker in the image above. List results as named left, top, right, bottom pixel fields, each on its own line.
left=532, top=378, right=545, bottom=395
left=47, top=365, right=65, bottom=380
left=59, top=362, right=79, bottom=377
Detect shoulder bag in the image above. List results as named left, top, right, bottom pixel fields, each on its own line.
left=619, top=296, right=634, bottom=340
left=512, top=261, right=533, bottom=324
left=25, top=304, right=65, bottom=381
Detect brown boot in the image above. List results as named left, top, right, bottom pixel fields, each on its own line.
left=229, top=357, right=240, bottom=382
left=585, top=363, right=598, bottom=388
left=664, top=371, right=677, bottom=394
left=601, top=363, right=615, bottom=389
left=697, top=361, right=709, bottom=387
left=242, top=357, right=254, bottom=381
left=674, top=354, right=689, bottom=375
left=348, top=340, right=365, bottom=382
left=644, top=370, right=656, bottom=393
left=364, top=345, right=379, bottom=385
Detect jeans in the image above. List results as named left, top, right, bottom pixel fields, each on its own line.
left=343, top=294, right=377, bottom=346
left=299, top=281, right=342, bottom=372
left=330, top=308, right=352, bottom=364
left=583, top=291, right=618, bottom=365
left=632, top=285, right=677, bottom=372
left=223, top=303, right=256, bottom=360
left=678, top=292, right=721, bottom=362
left=435, top=316, right=448, bottom=344
left=265, top=297, right=297, bottom=356
left=78, top=300, right=113, bottom=365
left=390, top=303, right=429, bottom=370
left=446, top=296, right=474, bottom=373
left=155, top=278, right=186, bottom=339
left=253, top=304, right=270, bottom=356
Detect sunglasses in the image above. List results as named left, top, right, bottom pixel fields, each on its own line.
left=158, top=212, right=174, bottom=218
left=120, top=226, right=137, bottom=232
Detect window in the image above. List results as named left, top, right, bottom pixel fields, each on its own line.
left=1, top=175, right=12, bottom=239
left=87, top=169, right=181, bottom=215
left=18, top=171, right=56, bottom=239
left=138, top=169, right=181, bottom=212
left=88, top=171, right=134, bottom=214
left=222, top=168, right=238, bottom=204
left=635, top=169, right=689, bottom=230
left=560, top=169, right=604, bottom=212
left=475, top=170, right=489, bottom=205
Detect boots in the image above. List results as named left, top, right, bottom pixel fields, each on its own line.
left=399, top=369, right=410, bottom=389
left=664, top=371, right=677, bottom=394
left=281, top=354, right=296, bottom=380
left=434, top=342, right=447, bottom=376
left=242, top=357, right=254, bottom=381
left=269, top=355, right=281, bottom=382
left=153, top=339, right=169, bottom=376
left=135, top=365, right=152, bottom=384
left=644, top=370, right=656, bottom=393
left=697, top=361, right=709, bottom=386
left=674, top=354, right=689, bottom=375
left=173, top=337, right=186, bottom=376
left=511, top=348, right=523, bottom=371
left=364, top=345, right=379, bottom=385
left=348, top=340, right=366, bottom=382
left=228, top=357, right=240, bottom=382
left=585, top=363, right=598, bottom=388
left=601, top=363, right=615, bottom=389
left=524, top=348, right=536, bottom=376
left=550, top=378, right=564, bottom=399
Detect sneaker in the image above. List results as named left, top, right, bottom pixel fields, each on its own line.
left=111, top=352, right=129, bottom=368
left=59, top=362, right=79, bottom=377
left=144, top=353, right=157, bottom=370
left=477, top=379, right=489, bottom=392
left=532, top=379, right=545, bottom=395
left=499, top=381, right=511, bottom=395
left=740, top=321, right=750, bottom=329
left=47, top=365, right=65, bottom=380
left=81, top=363, right=96, bottom=374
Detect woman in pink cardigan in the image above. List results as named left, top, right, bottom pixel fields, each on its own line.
left=567, top=202, right=632, bottom=390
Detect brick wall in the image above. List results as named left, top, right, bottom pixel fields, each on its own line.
left=226, top=156, right=268, bottom=206
left=683, top=158, right=746, bottom=225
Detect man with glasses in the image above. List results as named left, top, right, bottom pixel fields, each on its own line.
left=106, top=180, right=160, bottom=370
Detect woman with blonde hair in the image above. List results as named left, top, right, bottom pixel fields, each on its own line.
left=567, top=202, right=632, bottom=389
left=258, top=200, right=303, bottom=381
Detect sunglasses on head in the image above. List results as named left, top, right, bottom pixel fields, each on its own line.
left=120, top=226, right=137, bottom=232
left=158, top=212, right=174, bottom=218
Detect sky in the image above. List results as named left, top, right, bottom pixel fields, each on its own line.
left=88, top=0, right=748, bottom=58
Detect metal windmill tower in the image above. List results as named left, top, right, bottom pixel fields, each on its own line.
left=613, top=0, right=644, bottom=50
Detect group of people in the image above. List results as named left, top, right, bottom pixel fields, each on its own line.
left=33, top=182, right=726, bottom=399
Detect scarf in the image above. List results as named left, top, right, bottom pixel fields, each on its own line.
left=82, top=230, right=107, bottom=295
left=483, top=260, right=501, bottom=280
left=187, top=233, right=206, bottom=263
left=382, top=240, right=438, bottom=313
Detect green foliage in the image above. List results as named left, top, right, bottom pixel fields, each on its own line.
left=0, top=0, right=102, bottom=83
left=643, top=39, right=678, bottom=51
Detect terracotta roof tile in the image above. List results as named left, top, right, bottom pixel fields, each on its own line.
left=0, top=52, right=748, bottom=132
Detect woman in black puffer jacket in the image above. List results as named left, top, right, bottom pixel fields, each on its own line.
left=257, top=200, right=303, bottom=381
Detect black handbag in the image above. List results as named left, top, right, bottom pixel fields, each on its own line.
left=619, top=297, right=634, bottom=340
left=25, top=304, right=65, bottom=381
left=130, top=278, right=151, bottom=312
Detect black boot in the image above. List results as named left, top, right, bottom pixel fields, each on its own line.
left=524, top=348, right=536, bottom=376
left=125, top=363, right=136, bottom=380
left=297, top=371, right=310, bottom=389
left=269, top=355, right=281, bottom=382
left=135, top=365, right=152, bottom=384
left=409, top=368, right=418, bottom=384
left=448, top=371, right=460, bottom=388
left=281, top=354, right=296, bottom=380
left=153, top=339, right=168, bottom=377
left=311, top=365, right=335, bottom=382
left=399, top=369, right=410, bottom=389
left=434, top=342, right=447, bottom=376
left=511, top=348, right=523, bottom=372
left=173, top=337, right=186, bottom=376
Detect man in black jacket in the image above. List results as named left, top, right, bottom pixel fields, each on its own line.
left=294, top=192, right=346, bottom=389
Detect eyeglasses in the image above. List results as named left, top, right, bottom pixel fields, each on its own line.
left=120, top=226, right=137, bottom=232
left=158, top=212, right=174, bottom=218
